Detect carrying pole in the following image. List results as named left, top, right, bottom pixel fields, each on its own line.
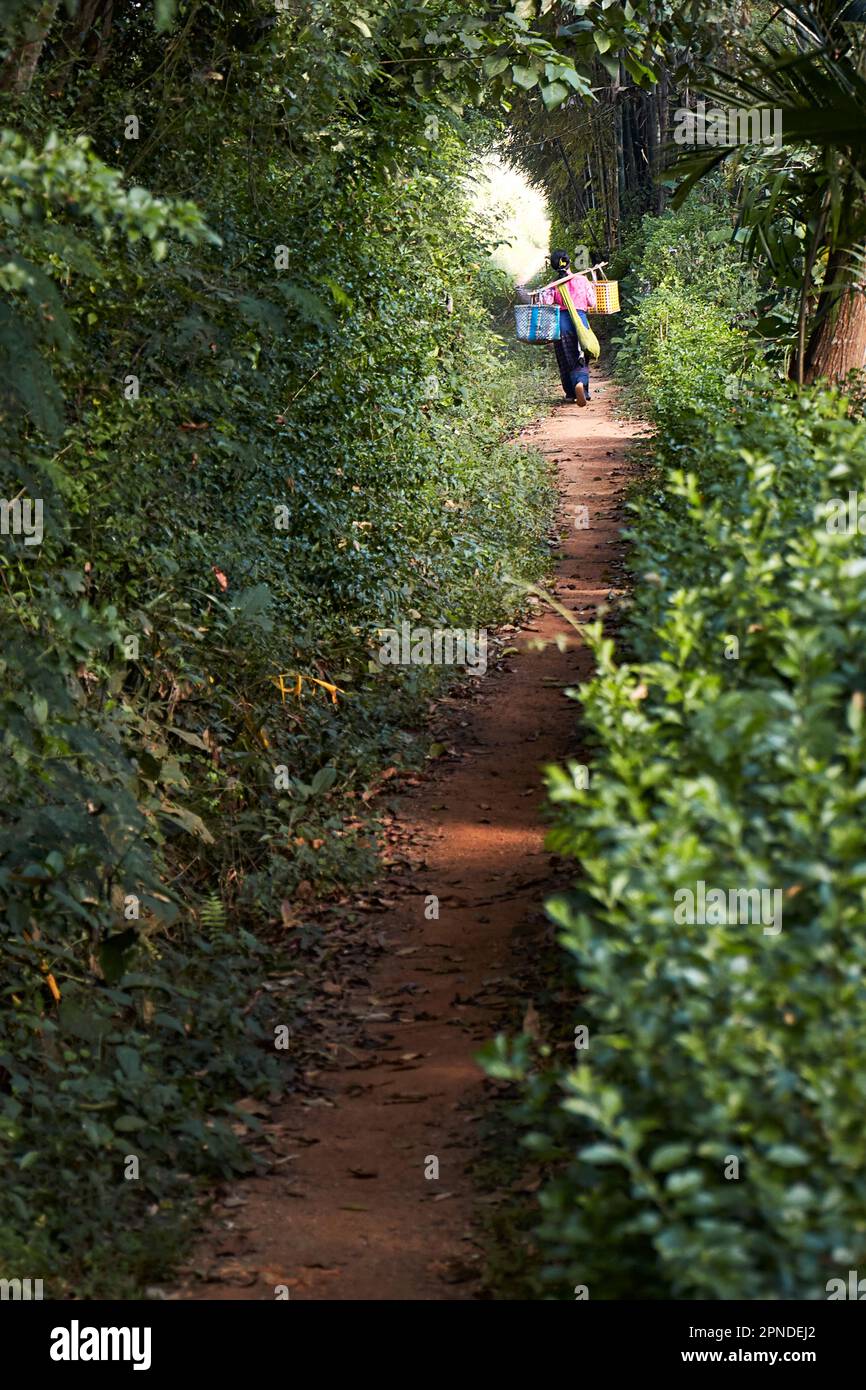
left=533, top=261, right=608, bottom=295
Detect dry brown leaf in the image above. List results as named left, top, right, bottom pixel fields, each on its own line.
left=280, top=900, right=299, bottom=929
left=213, top=1262, right=256, bottom=1286
left=260, top=1270, right=299, bottom=1287
left=522, top=1000, right=541, bottom=1039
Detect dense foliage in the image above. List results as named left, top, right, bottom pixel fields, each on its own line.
left=5, top=0, right=866, bottom=1303
left=0, top=3, right=557, bottom=1293
left=486, top=196, right=866, bottom=1299
left=669, top=0, right=866, bottom=383
left=611, top=193, right=757, bottom=426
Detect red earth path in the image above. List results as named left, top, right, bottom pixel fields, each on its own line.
left=174, top=370, right=641, bottom=1301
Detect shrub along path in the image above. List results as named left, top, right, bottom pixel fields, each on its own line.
left=173, top=373, right=642, bottom=1301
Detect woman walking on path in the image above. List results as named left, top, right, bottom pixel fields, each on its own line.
left=541, top=250, right=597, bottom=407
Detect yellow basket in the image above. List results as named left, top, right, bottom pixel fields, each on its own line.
left=591, top=270, right=620, bottom=315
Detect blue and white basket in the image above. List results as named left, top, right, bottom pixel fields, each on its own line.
left=514, top=302, right=561, bottom=343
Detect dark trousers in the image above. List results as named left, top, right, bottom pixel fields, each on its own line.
left=554, top=320, right=591, bottom=399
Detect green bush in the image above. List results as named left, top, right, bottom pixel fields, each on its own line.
left=490, top=205, right=866, bottom=1300
left=619, top=193, right=756, bottom=320
left=613, top=284, right=749, bottom=429
left=612, top=193, right=757, bottom=425
left=540, top=388, right=866, bottom=1299
left=0, top=21, right=555, bottom=1292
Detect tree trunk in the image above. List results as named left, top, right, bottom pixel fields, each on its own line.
left=803, top=248, right=866, bottom=385
left=622, top=89, right=639, bottom=201
left=643, top=88, right=657, bottom=207
left=555, top=136, right=585, bottom=221
left=0, top=0, right=61, bottom=94
left=54, top=0, right=115, bottom=92
left=655, top=69, right=669, bottom=214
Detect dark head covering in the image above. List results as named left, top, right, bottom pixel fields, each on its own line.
left=550, top=249, right=571, bottom=274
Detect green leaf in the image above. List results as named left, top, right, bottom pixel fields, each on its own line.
left=59, top=1001, right=112, bottom=1043
left=579, top=1142, right=627, bottom=1165
left=310, top=765, right=337, bottom=796
left=511, top=65, right=540, bottom=90
left=542, top=81, right=570, bottom=111
left=115, top=1045, right=142, bottom=1079
left=766, top=1144, right=809, bottom=1167
left=99, top=929, right=139, bottom=986
left=665, top=1168, right=703, bottom=1195
left=649, top=1143, right=691, bottom=1172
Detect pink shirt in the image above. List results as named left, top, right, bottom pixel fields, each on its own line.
left=540, top=275, right=597, bottom=313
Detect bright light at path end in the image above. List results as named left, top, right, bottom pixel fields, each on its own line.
left=465, top=153, right=550, bottom=285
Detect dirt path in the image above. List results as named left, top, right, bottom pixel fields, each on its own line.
left=175, top=371, right=641, bottom=1301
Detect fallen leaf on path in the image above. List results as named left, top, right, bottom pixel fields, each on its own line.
left=430, top=1258, right=480, bottom=1284
left=212, top=1262, right=256, bottom=1285
left=235, top=1097, right=270, bottom=1116
left=260, top=1270, right=299, bottom=1287
left=522, top=1001, right=541, bottom=1039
